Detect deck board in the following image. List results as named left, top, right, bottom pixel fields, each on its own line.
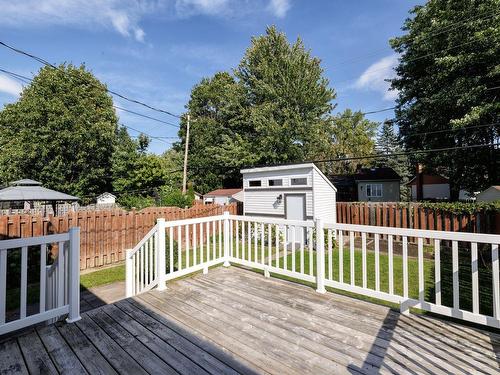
left=1, top=266, right=500, bottom=374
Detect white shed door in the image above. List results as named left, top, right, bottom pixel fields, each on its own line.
left=285, top=195, right=305, bottom=243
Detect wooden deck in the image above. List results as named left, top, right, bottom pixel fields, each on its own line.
left=1, top=267, right=500, bottom=374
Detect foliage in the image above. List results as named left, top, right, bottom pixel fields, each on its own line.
left=390, top=0, right=500, bottom=199
left=178, top=26, right=337, bottom=193
left=375, top=121, right=411, bottom=200
left=117, top=194, right=155, bottom=210
left=321, top=109, right=378, bottom=175
left=159, top=185, right=194, bottom=208
left=0, top=64, right=118, bottom=197
left=416, top=200, right=500, bottom=214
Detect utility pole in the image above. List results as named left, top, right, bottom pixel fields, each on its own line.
left=182, top=114, right=190, bottom=194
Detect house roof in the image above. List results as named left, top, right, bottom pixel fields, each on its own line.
left=407, top=174, right=449, bottom=185
left=330, top=167, right=400, bottom=183
left=204, top=188, right=243, bottom=197
left=10, top=179, right=42, bottom=186
left=97, top=192, right=116, bottom=199
left=241, top=162, right=316, bottom=174
left=0, top=185, right=79, bottom=202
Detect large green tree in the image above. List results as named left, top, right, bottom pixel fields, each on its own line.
left=179, top=26, right=337, bottom=192
left=390, top=0, right=500, bottom=199
left=0, top=64, right=118, bottom=197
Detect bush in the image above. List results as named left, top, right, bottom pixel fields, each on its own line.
left=159, top=186, right=194, bottom=208
left=117, top=194, right=155, bottom=210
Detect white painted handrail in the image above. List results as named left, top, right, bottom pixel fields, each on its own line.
left=127, top=213, right=500, bottom=329
left=0, top=228, right=80, bottom=336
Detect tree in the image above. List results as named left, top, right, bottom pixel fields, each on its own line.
left=375, top=120, right=411, bottom=200
left=178, top=26, right=337, bottom=193
left=0, top=64, right=118, bottom=197
left=322, top=109, right=378, bottom=175
left=390, top=0, right=500, bottom=199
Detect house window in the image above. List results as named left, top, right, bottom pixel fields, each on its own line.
left=291, top=177, right=307, bottom=186
left=268, top=179, right=283, bottom=186
left=249, top=180, right=261, bottom=187
left=366, top=184, right=383, bottom=198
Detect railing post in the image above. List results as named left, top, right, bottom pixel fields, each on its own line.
left=66, top=227, right=81, bottom=323
left=125, top=249, right=134, bottom=297
left=223, top=211, right=230, bottom=267
left=315, top=218, right=326, bottom=294
left=157, top=218, right=167, bottom=291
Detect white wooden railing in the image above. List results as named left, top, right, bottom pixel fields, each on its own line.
left=0, top=228, right=80, bottom=335
left=126, top=213, right=500, bottom=329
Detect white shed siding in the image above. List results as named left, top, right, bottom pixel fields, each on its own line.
left=243, top=168, right=312, bottom=188
left=312, top=169, right=336, bottom=224
left=244, top=189, right=313, bottom=217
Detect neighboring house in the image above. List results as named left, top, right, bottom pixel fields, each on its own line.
left=330, top=167, right=401, bottom=202
left=194, top=191, right=203, bottom=201
left=96, top=192, right=116, bottom=205
left=203, top=188, right=243, bottom=205
left=408, top=173, right=450, bottom=201
left=476, top=186, right=500, bottom=202
left=240, top=163, right=337, bottom=239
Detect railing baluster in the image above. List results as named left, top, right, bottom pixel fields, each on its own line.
left=434, top=239, right=441, bottom=305
left=300, top=227, right=305, bottom=274
left=452, top=240, right=459, bottom=310
left=206, top=221, right=210, bottom=262
left=213, top=220, right=216, bottom=260
left=492, top=244, right=499, bottom=319
left=145, top=239, right=149, bottom=285
left=20, top=246, right=28, bottom=319
left=247, top=222, right=251, bottom=261
left=199, top=222, right=204, bottom=264
left=242, top=221, right=245, bottom=261
left=389, top=235, right=394, bottom=295
left=218, top=219, right=222, bottom=259
left=39, top=244, right=46, bottom=313
left=291, top=226, right=296, bottom=272
left=418, top=237, right=424, bottom=304
left=169, top=227, right=174, bottom=274
left=58, top=241, right=65, bottom=307
left=178, top=226, right=182, bottom=270
left=260, top=223, right=265, bottom=264
left=283, top=225, right=288, bottom=271
left=254, top=222, right=258, bottom=263
left=193, top=223, right=197, bottom=266
left=328, top=229, right=332, bottom=280
left=140, top=246, right=144, bottom=290
left=236, top=221, right=239, bottom=259
left=185, top=224, right=190, bottom=268
left=374, top=234, right=380, bottom=291
left=361, top=232, right=367, bottom=289
left=308, top=227, right=313, bottom=275
left=275, top=224, right=279, bottom=268
left=268, top=223, right=272, bottom=267
left=0, top=248, right=6, bottom=324
left=230, top=219, right=234, bottom=258
left=403, top=236, right=408, bottom=299
left=350, top=231, right=355, bottom=286
left=339, top=230, right=343, bottom=283
left=471, top=242, right=478, bottom=314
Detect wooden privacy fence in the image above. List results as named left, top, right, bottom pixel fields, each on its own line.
left=337, top=202, right=500, bottom=239
left=0, top=204, right=237, bottom=270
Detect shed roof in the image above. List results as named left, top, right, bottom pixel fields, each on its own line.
left=0, top=185, right=79, bottom=202
left=10, top=179, right=42, bottom=186
left=204, top=188, right=242, bottom=197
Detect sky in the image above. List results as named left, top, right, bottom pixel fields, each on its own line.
left=0, top=0, right=423, bottom=154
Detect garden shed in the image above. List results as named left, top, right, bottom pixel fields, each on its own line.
left=241, top=163, right=337, bottom=225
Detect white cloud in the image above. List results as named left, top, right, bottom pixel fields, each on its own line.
left=353, top=54, right=399, bottom=101
left=0, top=75, right=23, bottom=97
left=175, top=0, right=230, bottom=17
left=0, top=0, right=153, bottom=42
left=268, top=0, right=291, bottom=18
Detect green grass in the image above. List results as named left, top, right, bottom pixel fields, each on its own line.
left=80, top=264, right=126, bottom=290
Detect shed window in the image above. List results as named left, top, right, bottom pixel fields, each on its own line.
left=268, top=179, right=283, bottom=186
left=291, top=177, right=307, bottom=186
left=366, top=184, right=383, bottom=197
left=249, top=180, right=261, bottom=187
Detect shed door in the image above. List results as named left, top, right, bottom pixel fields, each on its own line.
left=285, top=194, right=306, bottom=243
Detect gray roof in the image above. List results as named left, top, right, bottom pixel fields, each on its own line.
left=0, top=185, right=79, bottom=202
left=10, top=179, right=42, bottom=186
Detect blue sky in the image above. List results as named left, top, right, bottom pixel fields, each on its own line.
left=0, top=0, right=422, bottom=154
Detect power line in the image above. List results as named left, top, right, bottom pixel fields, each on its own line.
left=114, top=106, right=180, bottom=128
left=0, top=40, right=182, bottom=119
left=119, top=123, right=175, bottom=145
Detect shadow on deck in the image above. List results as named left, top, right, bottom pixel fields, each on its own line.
left=1, top=266, right=500, bottom=374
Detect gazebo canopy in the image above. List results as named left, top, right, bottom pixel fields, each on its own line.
left=0, top=179, right=79, bottom=202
